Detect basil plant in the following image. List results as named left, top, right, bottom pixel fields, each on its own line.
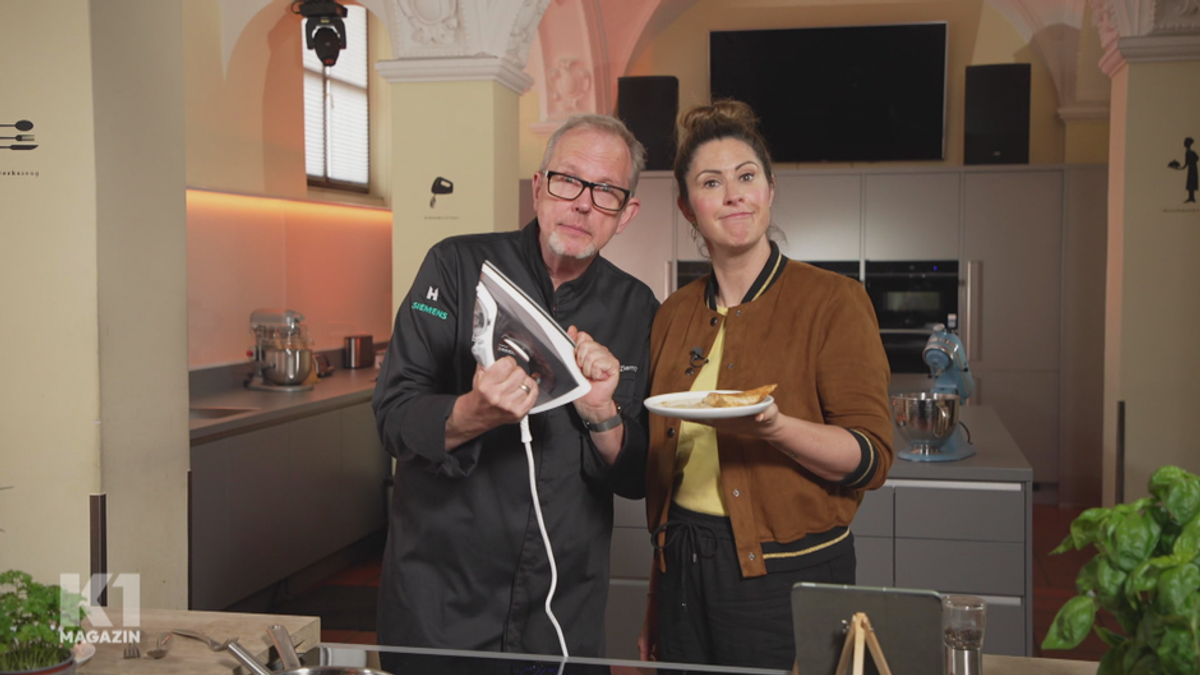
left=1043, top=465, right=1200, bottom=675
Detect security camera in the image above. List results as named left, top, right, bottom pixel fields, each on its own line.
left=294, top=1, right=348, bottom=66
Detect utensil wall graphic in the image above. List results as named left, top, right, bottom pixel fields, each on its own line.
left=0, top=119, right=37, bottom=150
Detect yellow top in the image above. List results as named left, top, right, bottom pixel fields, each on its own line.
left=672, top=307, right=728, bottom=516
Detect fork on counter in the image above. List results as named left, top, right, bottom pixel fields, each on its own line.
left=123, top=642, right=141, bottom=659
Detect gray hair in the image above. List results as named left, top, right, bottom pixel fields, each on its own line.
left=538, top=114, right=647, bottom=194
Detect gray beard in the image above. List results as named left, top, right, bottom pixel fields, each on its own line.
left=547, top=229, right=596, bottom=260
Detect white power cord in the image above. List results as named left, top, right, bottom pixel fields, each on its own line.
left=520, top=415, right=570, bottom=659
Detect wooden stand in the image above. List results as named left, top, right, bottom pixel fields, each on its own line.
left=833, top=612, right=894, bottom=675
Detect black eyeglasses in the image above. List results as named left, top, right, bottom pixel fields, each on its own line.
left=542, top=171, right=631, bottom=213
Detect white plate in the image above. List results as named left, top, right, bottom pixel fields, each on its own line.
left=645, top=390, right=774, bottom=420
left=74, top=642, right=96, bottom=666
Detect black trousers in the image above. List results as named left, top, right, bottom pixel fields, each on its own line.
left=656, top=505, right=856, bottom=671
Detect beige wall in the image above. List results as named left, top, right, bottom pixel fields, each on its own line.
left=0, top=0, right=101, bottom=585
left=0, top=0, right=191, bottom=611
left=187, top=191, right=393, bottom=367
left=93, top=0, right=190, bottom=609
left=184, top=0, right=391, bottom=204
left=517, top=0, right=1077, bottom=174
left=1105, top=59, right=1200, bottom=501
left=184, top=0, right=395, bottom=367
left=389, top=80, right=522, bottom=312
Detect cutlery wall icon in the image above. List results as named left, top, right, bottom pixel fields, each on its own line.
left=1, top=120, right=37, bottom=149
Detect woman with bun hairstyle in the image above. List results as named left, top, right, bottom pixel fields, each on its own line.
left=638, top=100, right=894, bottom=669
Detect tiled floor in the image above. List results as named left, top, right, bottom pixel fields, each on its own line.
left=304, top=504, right=1113, bottom=663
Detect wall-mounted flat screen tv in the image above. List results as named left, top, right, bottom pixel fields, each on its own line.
left=710, top=23, right=948, bottom=163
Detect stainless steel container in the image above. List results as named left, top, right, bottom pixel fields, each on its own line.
left=343, top=335, right=374, bottom=369
left=891, top=391, right=960, bottom=454
left=261, top=347, right=313, bottom=385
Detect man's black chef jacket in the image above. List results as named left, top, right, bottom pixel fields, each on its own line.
left=372, top=220, right=659, bottom=656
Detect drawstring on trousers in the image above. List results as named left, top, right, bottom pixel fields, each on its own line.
left=651, top=519, right=719, bottom=609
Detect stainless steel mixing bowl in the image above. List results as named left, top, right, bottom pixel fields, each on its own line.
left=261, top=347, right=313, bottom=385
left=891, top=392, right=960, bottom=454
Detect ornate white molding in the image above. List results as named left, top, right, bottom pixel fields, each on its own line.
left=1090, top=0, right=1200, bottom=75
left=1119, top=32, right=1200, bottom=60
left=382, top=0, right=547, bottom=66
left=1153, top=0, right=1200, bottom=33
left=369, top=0, right=548, bottom=93
left=375, top=55, right=535, bottom=93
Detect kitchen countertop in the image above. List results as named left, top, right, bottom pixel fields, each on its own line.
left=192, top=365, right=1032, bottom=487
left=320, top=645, right=1096, bottom=675
left=887, top=404, right=1033, bottom=483
left=77, top=608, right=318, bottom=674
left=189, top=362, right=380, bottom=444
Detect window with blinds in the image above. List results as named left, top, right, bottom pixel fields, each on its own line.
left=304, top=4, right=369, bottom=191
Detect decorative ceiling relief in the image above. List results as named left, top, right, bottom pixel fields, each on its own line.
left=398, top=0, right=460, bottom=46
left=1091, top=0, right=1200, bottom=75
left=547, top=58, right=593, bottom=116
left=1153, top=0, right=1200, bottom=33
left=507, top=0, right=553, bottom=64
left=374, top=0, right=548, bottom=93
left=528, top=0, right=696, bottom=136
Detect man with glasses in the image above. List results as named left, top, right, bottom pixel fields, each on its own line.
left=373, top=114, right=659, bottom=658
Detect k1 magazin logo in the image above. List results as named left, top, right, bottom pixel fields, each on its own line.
left=58, top=573, right=141, bottom=645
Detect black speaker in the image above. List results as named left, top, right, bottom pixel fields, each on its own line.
left=617, top=76, right=678, bottom=171
left=964, top=64, right=1030, bottom=165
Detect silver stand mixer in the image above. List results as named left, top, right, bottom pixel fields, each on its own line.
left=246, top=309, right=315, bottom=393
left=892, top=323, right=975, bottom=462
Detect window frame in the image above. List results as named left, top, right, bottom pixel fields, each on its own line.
left=303, top=3, right=370, bottom=194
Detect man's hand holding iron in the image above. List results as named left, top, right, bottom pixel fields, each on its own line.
left=569, top=326, right=624, bottom=463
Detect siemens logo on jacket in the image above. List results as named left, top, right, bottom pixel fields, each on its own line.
left=412, top=301, right=448, bottom=320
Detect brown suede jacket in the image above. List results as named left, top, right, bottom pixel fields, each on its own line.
left=646, top=254, right=893, bottom=578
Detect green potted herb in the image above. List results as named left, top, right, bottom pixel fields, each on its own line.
left=1042, top=465, right=1200, bottom=674
left=0, top=570, right=85, bottom=674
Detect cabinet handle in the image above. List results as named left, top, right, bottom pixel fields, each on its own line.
left=965, top=260, right=983, bottom=361
left=886, top=479, right=1022, bottom=491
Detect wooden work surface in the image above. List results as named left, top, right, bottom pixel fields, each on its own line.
left=983, top=654, right=1098, bottom=675
left=76, top=608, right=319, bottom=674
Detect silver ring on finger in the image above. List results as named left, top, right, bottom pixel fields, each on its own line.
left=519, top=383, right=531, bottom=394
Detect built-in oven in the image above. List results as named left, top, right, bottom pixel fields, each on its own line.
left=864, top=260, right=959, bottom=373
left=802, top=260, right=861, bottom=281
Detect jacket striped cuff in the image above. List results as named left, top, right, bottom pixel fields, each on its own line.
left=841, top=429, right=879, bottom=489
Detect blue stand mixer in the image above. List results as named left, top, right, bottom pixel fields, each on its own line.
left=892, top=323, right=976, bottom=462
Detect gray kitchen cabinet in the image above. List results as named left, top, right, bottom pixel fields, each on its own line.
left=607, top=495, right=650, bottom=660
left=602, top=174, right=677, bottom=301
left=605, top=578, right=649, bottom=660
left=854, top=536, right=894, bottom=587
left=962, top=171, right=1064, bottom=372
left=864, top=173, right=960, bottom=260
left=973, top=370, right=1062, bottom=489
left=853, top=486, right=895, bottom=586
left=190, top=401, right=390, bottom=610
left=889, top=478, right=1032, bottom=657
left=772, top=173, right=861, bottom=261
left=962, top=170, right=1065, bottom=485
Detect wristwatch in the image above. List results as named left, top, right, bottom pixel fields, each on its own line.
left=582, top=402, right=623, bottom=433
